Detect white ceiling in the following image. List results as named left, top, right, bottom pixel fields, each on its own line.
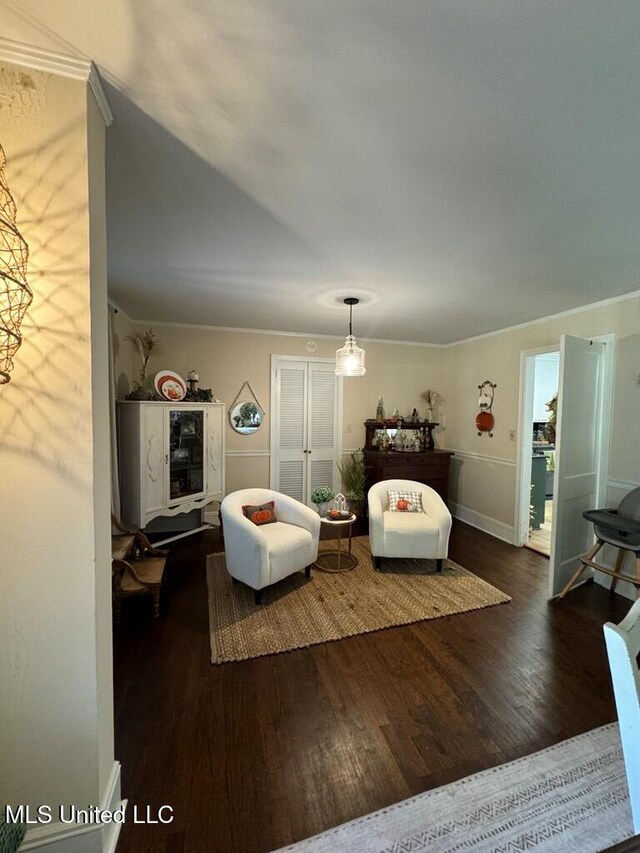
left=5, top=1, right=640, bottom=343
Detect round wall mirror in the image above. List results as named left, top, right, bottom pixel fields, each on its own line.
left=229, top=400, right=263, bottom=434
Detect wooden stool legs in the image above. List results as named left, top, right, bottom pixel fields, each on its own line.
left=557, top=540, right=640, bottom=600
left=610, top=548, right=626, bottom=595
left=556, top=539, right=604, bottom=600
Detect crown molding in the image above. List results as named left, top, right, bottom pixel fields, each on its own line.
left=448, top=288, right=640, bottom=347
left=129, top=317, right=445, bottom=348
left=0, top=37, right=112, bottom=126
left=110, top=288, right=640, bottom=350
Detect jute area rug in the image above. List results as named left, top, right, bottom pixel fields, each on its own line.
left=274, top=723, right=633, bottom=853
left=206, top=536, right=510, bottom=664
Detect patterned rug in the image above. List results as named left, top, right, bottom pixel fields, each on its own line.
left=206, top=536, right=510, bottom=664
left=274, top=723, right=633, bottom=852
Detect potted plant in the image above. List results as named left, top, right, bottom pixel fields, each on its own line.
left=311, top=485, right=335, bottom=517
left=337, top=450, right=367, bottom=516
left=545, top=394, right=557, bottom=444
left=126, top=328, right=161, bottom=400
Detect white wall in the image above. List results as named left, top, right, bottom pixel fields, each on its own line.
left=442, top=294, right=640, bottom=548
left=0, top=60, right=116, bottom=842
left=120, top=324, right=446, bottom=493
left=117, top=295, right=640, bottom=555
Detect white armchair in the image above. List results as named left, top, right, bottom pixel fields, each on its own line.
left=220, top=489, right=321, bottom=604
left=367, top=479, right=452, bottom=571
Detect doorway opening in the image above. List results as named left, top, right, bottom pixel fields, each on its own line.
left=526, top=352, right=560, bottom=556
left=516, top=334, right=615, bottom=597
left=516, top=346, right=560, bottom=557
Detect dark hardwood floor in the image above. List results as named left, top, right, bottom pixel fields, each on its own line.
left=113, top=521, right=631, bottom=852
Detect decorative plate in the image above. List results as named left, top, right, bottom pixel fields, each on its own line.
left=154, top=370, right=186, bottom=402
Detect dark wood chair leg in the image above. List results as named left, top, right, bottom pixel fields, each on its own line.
left=305, top=565, right=312, bottom=578
left=436, top=559, right=443, bottom=572
left=374, top=556, right=382, bottom=569
left=254, top=590, right=262, bottom=605
left=152, top=588, right=161, bottom=617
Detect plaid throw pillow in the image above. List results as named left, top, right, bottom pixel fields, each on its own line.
left=388, top=489, right=423, bottom=512
left=242, top=501, right=277, bottom=525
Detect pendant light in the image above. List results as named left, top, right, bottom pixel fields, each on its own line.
left=335, top=297, right=366, bottom=376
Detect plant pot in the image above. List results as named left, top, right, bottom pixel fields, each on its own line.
left=315, top=501, right=332, bottom=518
left=347, top=498, right=364, bottom=518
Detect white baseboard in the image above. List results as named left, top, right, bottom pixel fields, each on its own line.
left=450, top=502, right=515, bottom=545
left=21, top=762, right=124, bottom=853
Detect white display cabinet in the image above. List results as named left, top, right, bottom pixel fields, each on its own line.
left=117, top=401, right=225, bottom=540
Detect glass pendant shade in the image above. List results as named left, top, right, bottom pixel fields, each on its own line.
left=335, top=334, right=366, bottom=376
left=335, top=297, right=366, bottom=376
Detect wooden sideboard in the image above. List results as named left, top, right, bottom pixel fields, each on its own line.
left=362, top=419, right=453, bottom=502
left=364, top=448, right=454, bottom=502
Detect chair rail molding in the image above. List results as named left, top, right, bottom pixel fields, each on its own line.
left=608, top=479, right=640, bottom=494
left=449, top=448, right=516, bottom=468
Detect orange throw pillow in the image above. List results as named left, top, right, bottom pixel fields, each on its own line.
left=242, top=501, right=277, bottom=526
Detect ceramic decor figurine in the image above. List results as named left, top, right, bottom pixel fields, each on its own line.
left=376, top=397, right=385, bottom=422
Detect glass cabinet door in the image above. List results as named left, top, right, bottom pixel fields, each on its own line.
left=168, top=409, right=205, bottom=500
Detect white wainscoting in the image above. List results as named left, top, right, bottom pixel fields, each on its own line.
left=448, top=501, right=516, bottom=545
left=447, top=449, right=517, bottom=544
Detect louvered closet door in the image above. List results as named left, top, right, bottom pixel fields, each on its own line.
left=272, top=358, right=341, bottom=505
left=307, top=362, right=340, bottom=501
left=274, top=361, right=308, bottom=502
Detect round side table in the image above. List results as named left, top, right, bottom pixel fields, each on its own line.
left=314, top=514, right=358, bottom=572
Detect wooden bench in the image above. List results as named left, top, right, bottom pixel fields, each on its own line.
left=111, top=517, right=168, bottom=623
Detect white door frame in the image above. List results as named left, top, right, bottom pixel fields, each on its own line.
left=269, top=355, right=344, bottom=498
left=514, top=334, right=615, bottom=549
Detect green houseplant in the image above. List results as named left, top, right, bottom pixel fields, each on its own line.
left=337, top=450, right=367, bottom=515
left=311, top=485, right=335, bottom=517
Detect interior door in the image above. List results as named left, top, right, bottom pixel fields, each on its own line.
left=271, top=358, right=341, bottom=504
left=549, top=335, right=605, bottom=598
left=273, top=360, right=308, bottom=502
left=307, top=362, right=341, bottom=500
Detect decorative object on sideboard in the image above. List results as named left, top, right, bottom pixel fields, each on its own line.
left=154, top=369, right=186, bottom=402
left=421, top=389, right=443, bottom=423
left=126, top=328, right=161, bottom=400
left=187, top=369, right=199, bottom=392
left=228, top=379, right=265, bottom=434
left=335, top=297, right=366, bottom=376
left=476, top=379, right=497, bottom=437
left=184, top=369, right=214, bottom=402
left=376, top=396, right=385, bottom=422
left=311, top=485, right=335, bottom=517
left=0, top=143, right=33, bottom=385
